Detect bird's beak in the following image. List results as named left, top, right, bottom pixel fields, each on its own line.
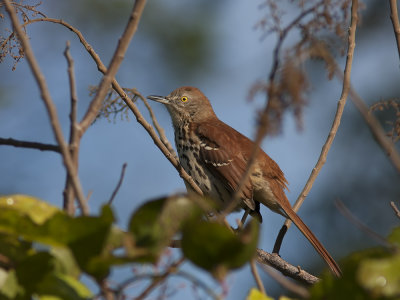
left=147, top=95, right=170, bottom=105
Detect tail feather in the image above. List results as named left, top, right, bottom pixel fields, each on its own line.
left=283, top=206, right=342, bottom=277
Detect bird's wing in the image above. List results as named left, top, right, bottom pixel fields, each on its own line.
left=195, top=121, right=256, bottom=210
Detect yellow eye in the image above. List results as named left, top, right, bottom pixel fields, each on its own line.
left=181, top=96, right=188, bottom=102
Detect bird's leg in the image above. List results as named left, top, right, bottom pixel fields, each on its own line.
left=237, top=208, right=250, bottom=231
left=272, top=224, right=288, bottom=255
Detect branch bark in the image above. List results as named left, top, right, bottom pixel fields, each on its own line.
left=63, top=41, right=79, bottom=216
left=0, top=137, right=60, bottom=152
left=256, top=249, right=319, bottom=285
left=390, top=201, right=400, bottom=218
left=108, top=163, right=128, bottom=205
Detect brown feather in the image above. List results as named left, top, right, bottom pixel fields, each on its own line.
left=196, top=121, right=255, bottom=209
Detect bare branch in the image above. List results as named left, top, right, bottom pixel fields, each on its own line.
left=389, top=0, right=400, bottom=62
left=117, top=257, right=185, bottom=300
left=335, top=200, right=391, bottom=247
left=250, top=259, right=266, bottom=295
left=79, top=0, right=147, bottom=134
left=390, top=201, right=400, bottom=219
left=0, top=137, right=60, bottom=152
left=258, top=263, right=310, bottom=298
left=256, top=249, right=319, bottom=285
left=108, top=163, right=128, bottom=205
left=3, top=0, right=89, bottom=215
left=63, top=40, right=79, bottom=216
left=172, top=270, right=221, bottom=300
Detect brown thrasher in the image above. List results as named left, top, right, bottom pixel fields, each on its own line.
left=148, top=86, right=341, bottom=277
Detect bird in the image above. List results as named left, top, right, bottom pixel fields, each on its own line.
left=147, top=86, right=341, bottom=277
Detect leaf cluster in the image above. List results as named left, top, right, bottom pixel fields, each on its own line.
left=0, top=194, right=260, bottom=299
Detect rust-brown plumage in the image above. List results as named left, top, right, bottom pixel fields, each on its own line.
left=148, top=86, right=341, bottom=277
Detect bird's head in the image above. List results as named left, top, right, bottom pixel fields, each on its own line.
left=147, top=86, right=216, bottom=126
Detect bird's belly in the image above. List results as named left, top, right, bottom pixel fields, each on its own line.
left=252, top=173, right=284, bottom=215
left=178, top=149, right=233, bottom=210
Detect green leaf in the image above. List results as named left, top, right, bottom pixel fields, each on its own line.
left=129, top=195, right=200, bottom=262
left=357, top=252, right=400, bottom=298
left=38, top=296, right=61, bottom=300
left=246, top=288, right=274, bottom=300
left=0, top=270, right=24, bottom=299
left=0, top=202, right=115, bottom=280
left=15, top=252, right=56, bottom=291
left=0, top=195, right=59, bottom=225
left=2, top=250, right=91, bottom=300
left=0, top=233, right=32, bottom=265
left=50, top=248, right=80, bottom=278
left=181, top=219, right=259, bottom=279
left=0, top=196, right=67, bottom=247
left=63, top=206, right=114, bottom=279
left=35, top=273, right=92, bottom=300
left=0, top=269, right=7, bottom=289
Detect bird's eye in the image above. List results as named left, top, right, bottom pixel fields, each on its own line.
left=181, top=96, right=188, bottom=102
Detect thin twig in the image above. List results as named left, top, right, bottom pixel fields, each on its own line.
left=348, top=84, right=400, bottom=172
left=250, top=259, right=266, bottom=295
left=117, top=257, right=185, bottom=300
left=21, top=17, right=203, bottom=196
left=63, top=40, right=79, bottom=216
left=172, top=270, right=221, bottom=300
left=256, top=249, right=319, bottom=285
left=108, top=163, right=128, bottom=205
left=3, top=0, right=89, bottom=215
left=335, top=200, right=391, bottom=247
left=259, top=263, right=310, bottom=298
left=389, top=0, right=400, bottom=62
left=267, top=0, right=325, bottom=85
left=134, top=90, right=178, bottom=160
left=79, top=0, right=147, bottom=134
left=281, top=0, right=359, bottom=235
left=390, top=201, right=400, bottom=219
left=0, top=137, right=60, bottom=152
left=99, top=279, right=115, bottom=300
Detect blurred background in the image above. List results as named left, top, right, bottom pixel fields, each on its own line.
left=0, top=0, right=399, bottom=298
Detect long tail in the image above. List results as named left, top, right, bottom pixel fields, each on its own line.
left=283, top=206, right=342, bottom=277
